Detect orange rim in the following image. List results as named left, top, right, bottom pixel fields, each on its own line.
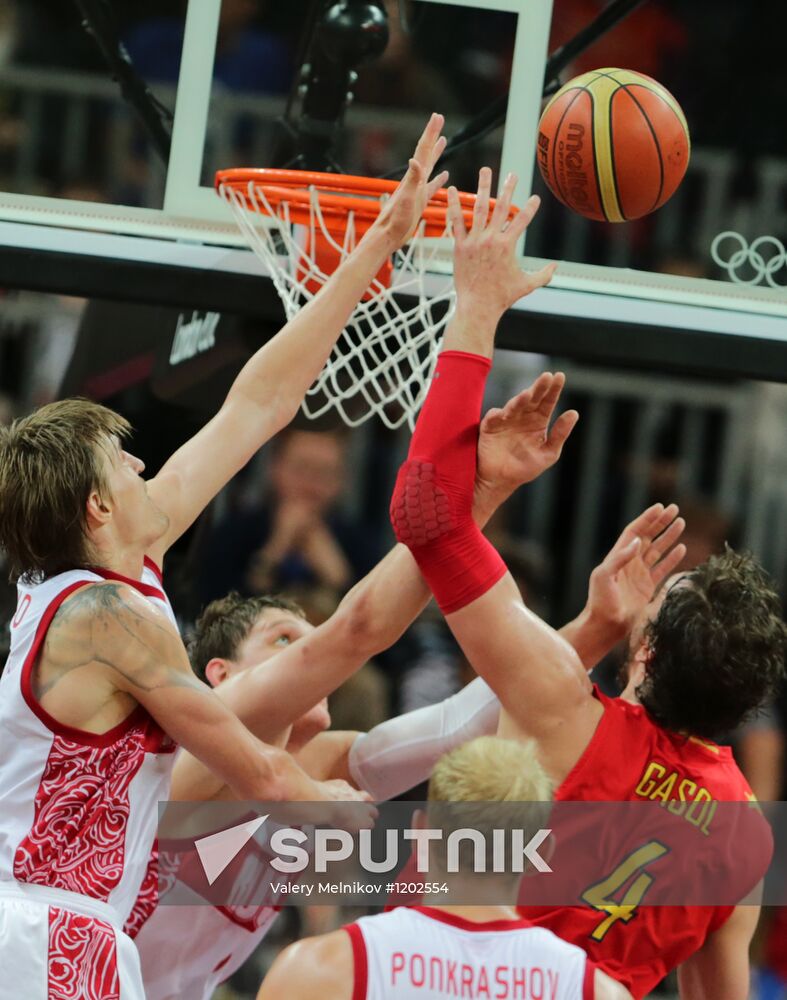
left=215, top=168, right=515, bottom=237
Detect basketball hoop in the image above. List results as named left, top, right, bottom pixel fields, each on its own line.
left=215, top=168, right=506, bottom=429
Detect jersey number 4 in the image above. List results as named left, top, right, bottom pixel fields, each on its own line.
left=581, top=840, right=669, bottom=941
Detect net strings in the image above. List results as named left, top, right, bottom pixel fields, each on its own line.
left=221, top=182, right=456, bottom=430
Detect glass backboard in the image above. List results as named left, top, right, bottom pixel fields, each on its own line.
left=0, top=0, right=785, bottom=357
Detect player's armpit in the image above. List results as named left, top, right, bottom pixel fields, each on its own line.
left=256, top=931, right=354, bottom=1000
left=676, top=904, right=760, bottom=1000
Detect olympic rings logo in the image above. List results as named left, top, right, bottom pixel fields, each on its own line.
left=711, top=232, right=787, bottom=288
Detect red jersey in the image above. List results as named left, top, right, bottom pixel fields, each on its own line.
left=518, top=687, right=771, bottom=999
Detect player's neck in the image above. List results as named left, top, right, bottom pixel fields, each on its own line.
left=422, top=871, right=524, bottom=910
left=620, top=680, right=640, bottom=704
left=620, top=663, right=645, bottom=705
left=423, top=903, right=523, bottom=924
left=90, top=537, right=146, bottom=582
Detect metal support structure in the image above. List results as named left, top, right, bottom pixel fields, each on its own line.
left=72, top=0, right=172, bottom=162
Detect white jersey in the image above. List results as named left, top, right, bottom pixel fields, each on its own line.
left=0, top=559, right=178, bottom=998
left=127, top=823, right=284, bottom=1000
left=347, top=907, right=595, bottom=1000
left=131, top=868, right=278, bottom=1000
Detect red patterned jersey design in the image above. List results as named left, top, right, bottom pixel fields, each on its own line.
left=123, top=850, right=159, bottom=940
left=123, top=844, right=184, bottom=939
left=127, top=835, right=280, bottom=940
left=14, top=719, right=166, bottom=899
left=48, top=906, right=119, bottom=1000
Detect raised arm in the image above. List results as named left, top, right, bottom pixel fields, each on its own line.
left=171, top=369, right=583, bottom=801
left=172, top=543, right=434, bottom=799
left=559, top=502, right=686, bottom=669
left=339, top=500, right=687, bottom=799
left=389, top=169, right=603, bottom=781
left=302, top=497, right=687, bottom=801
left=145, top=115, right=449, bottom=563
left=56, top=581, right=367, bottom=806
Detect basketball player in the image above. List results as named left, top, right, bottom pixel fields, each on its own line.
left=388, top=168, right=787, bottom=999
left=127, top=403, right=686, bottom=999
left=258, top=737, right=633, bottom=1000
left=127, top=366, right=579, bottom=1000
left=0, top=115, right=448, bottom=998
left=128, top=506, right=681, bottom=997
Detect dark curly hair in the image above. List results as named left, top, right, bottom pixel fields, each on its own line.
left=189, top=592, right=305, bottom=682
left=636, top=548, right=787, bottom=739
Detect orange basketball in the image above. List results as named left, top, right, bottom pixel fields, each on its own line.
left=536, top=68, right=690, bottom=222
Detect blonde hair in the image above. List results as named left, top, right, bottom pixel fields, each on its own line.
left=0, top=398, right=130, bottom=582
left=427, top=736, right=553, bottom=872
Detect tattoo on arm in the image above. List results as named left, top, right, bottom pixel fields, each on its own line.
left=36, top=582, right=201, bottom=701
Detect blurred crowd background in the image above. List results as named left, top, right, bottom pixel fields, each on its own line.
left=0, top=1, right=786, bottom=997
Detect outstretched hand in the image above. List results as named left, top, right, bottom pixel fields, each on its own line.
left=374, top=112, right=449, bottom=249
left=475, top=372, right=578, bottom=511
left=586, top=504, right=687, bottom=634
left=448, top=168, right=556, bottom=322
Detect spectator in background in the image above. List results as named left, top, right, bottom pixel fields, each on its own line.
left=123, top=0, right=292, bottom=94
left=670, top=495, right=735, bottom=571
left=0, top=391, right=14, bottom=428
left=353, top=0, right=458, bottom=113
left=198, top=426, right=379, bottom=608
left=548, top=0, right=686, bottom=83
left=737, top=707, right=784, bottom=803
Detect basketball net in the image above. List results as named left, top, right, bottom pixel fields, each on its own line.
left=217, top=171, right=463, bottom=430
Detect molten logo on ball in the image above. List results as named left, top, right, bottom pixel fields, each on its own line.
left=560, top=123, right=589, bottom=208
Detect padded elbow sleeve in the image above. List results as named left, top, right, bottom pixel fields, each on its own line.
left=390, top=350, right=506, bottom=614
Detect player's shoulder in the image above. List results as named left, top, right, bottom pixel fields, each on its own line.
left=259, top=930, right=353, bottom=1000
left=57, top=578, right=162, bottom=625
left=652, top=727, right=741, bottom=792
left=48, top=579, right=177, bottom=666
left=596, top=687, right=645, bottom=722
left=590, top=687, right=655, bottom=747
left=599, top=689, right=737, bottom=766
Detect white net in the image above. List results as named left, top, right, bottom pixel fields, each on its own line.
left=219, top=179, right=456, bottom=429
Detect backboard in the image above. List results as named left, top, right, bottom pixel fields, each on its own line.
left=0, top=0, right=785, bottom=379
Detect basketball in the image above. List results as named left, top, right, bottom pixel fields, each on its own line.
left=536, top=68, right=690, bottom=222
